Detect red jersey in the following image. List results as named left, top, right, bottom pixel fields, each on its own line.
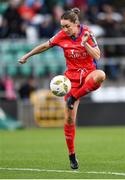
left=49, top=25, right=98, bottom=87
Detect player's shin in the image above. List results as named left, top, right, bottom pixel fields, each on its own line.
left=73, top=77, right=101, bottom=99
left=64, top=123, right=75, bottom=155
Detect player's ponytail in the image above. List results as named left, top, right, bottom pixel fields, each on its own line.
left=61, top=7, right=80, bottom=24
left=71, top=7, right=80, bottom=16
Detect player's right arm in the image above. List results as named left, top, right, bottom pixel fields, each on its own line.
left=19, top=31, right=62, bottom=64
left=19, top=41, right=51, bottom=64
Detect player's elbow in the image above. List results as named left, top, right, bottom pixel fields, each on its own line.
left=95, top=50, right=101, bottom=60
left=95, top=53, right=100, bottom=60
left=92, top=47, right=100, bottom=60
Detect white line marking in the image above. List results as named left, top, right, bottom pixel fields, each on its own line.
left=0, top=167, right=125, bottom=177
left=0, top=168, right=79, bottom=174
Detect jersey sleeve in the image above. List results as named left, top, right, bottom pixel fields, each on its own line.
left=88, top=31, right=98, bottom=47
left=49, top=31, right=62, bottom=47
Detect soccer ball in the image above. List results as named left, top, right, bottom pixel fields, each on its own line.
left=50, top=75, right=71, bottom=97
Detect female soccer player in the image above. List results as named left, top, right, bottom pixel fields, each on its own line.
left=19, top=7, right=106, bottom=170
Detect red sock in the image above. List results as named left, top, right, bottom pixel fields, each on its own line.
left=73, top=78, right=100, bottom=99
left=64, top=123, right=75, bottom=155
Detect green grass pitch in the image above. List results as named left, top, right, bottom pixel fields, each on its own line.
left=0, top=127, right=125, bottom=179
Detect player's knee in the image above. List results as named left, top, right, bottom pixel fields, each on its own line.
left=95, top=70, right=106, bottom=83
left=99, top=70, right=106, bottom=81
left=66, top=116, right=74, bottom=124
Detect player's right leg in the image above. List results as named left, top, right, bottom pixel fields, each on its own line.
left=64, top=100, right=80, bottom=169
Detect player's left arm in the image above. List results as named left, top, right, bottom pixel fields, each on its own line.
left=81, top=31, right=100, bottom=60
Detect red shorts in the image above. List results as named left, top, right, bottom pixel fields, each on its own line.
left=64, top=68, right=96, bottom=100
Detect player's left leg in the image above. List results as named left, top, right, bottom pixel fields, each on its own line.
left=64, top=99, right=80, bottom=169
left=67, top=70, right=106, bottom=109
left=74, top=69, right=106, bottom=98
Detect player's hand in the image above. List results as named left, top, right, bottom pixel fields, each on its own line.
left=18, top=55, right=29, bottom=64
left=81, top=31, right=90, bottom=45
